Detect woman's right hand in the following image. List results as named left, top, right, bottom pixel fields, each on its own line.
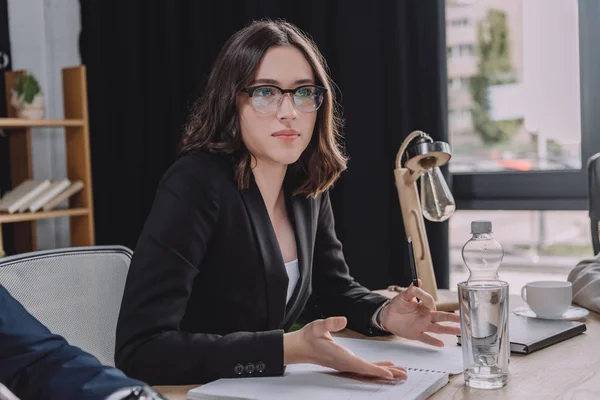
left=283, top=316, right=407, bottom=381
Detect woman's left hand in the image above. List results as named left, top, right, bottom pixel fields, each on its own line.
left=380, top=280, right=461, bottom=347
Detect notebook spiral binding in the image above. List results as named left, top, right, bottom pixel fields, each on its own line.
left=406, top=367, right=446, bottom=374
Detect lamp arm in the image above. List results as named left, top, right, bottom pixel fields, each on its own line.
left=394, top=130, right=438, bottom=300
left=393, top=131, right=458, bottom=310
left=394, top=168, right=439, bottom=300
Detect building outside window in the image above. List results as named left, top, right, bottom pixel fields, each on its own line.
left=445, top=0, right=596, bottom=294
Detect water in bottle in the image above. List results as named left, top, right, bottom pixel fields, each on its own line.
left=458, top=220, right=510, bottom=389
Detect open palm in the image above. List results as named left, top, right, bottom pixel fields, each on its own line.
left=285, top=316, right=408, bottom=380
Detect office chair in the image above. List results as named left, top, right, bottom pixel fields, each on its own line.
left=0, top=246, right=133, bottom=367
left=588, top=153, right=600, bottom=255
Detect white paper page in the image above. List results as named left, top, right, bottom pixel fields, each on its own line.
left=188, top=363, right=448, bottom=400
left=332, top=337, right=463, bottom=375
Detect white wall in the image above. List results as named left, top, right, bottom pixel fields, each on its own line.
left=7, top=0, right=81, bottom=249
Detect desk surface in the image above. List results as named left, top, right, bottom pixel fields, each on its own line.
left=154, top=290, right=600, bottom=399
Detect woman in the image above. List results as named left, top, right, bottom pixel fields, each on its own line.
left=115, top=19, right=460, bottom=386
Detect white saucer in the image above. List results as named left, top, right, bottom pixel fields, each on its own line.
left=513, top=305, right=589, bottom=321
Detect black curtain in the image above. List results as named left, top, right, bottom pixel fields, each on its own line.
left=0, top=0, right=14, bottom=254
left=79, top=0, right=449, bottom=290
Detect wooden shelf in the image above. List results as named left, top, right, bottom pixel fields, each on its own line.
left=0, top=118, right=85, bottom=128
left=1, top=66, right=96, bottom=254
left=0, top=208, right=89, bottom=223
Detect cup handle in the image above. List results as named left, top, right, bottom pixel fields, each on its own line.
left=521, top=286, right=527, bottom=302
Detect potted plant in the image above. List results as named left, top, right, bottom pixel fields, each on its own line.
left=10, top=74, right=45, bottom=119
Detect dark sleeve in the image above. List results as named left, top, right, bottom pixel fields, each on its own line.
left=311, top=191, right=391, bottom=337
left=0, top=286, right=144, bottom=400
left=115, top=157, right=284, bottom=385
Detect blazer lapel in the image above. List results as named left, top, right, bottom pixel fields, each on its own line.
left=282, top=182, right=314, bottom=327
left=240, top=176, right=288, bottom=330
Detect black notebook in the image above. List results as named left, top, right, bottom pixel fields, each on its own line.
left=509, top=314, right=587, bottom=354
left=458, top=314, right=587, bottom=355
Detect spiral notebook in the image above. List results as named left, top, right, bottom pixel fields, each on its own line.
left=188, top=338, right=463, bottom=400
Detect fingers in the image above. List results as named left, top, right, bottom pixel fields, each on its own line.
left=417, top=333, right=444, bottom=347
left=342, top=354, right=395, bottom=379
left=324, top=316, right=347, bottom=332
left=374, top=361, right=407, bottom=371
left=427, top=323, right=462, bottom=336
left=373, top=361, right=395, bottom=367
left=375, top=363, right=407, bottom=379
left=386, top=366, right=408, bottom=380
left=345, top=366, right=408, bottom=381
left=313, top=317, right=347, bottom=335
left=431, top=311, right=460, bottom=324
left=404, top=285, right=436, bottom=311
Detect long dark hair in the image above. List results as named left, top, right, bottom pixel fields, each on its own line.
left=179, top=19, right=346, bottom=197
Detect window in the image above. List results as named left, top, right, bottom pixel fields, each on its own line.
left=449, top=17, right=472, bottom=28
left=449, top=76, right=471, bottom=92
left=446, top=0, right=586, bottom=177
left=445, top=0, right=600, bottom=287
left=450, top=210, right=593, bottom=294
left=458, top=44, right=475, bottom=57
left=445, top=0, right=600, bottom=210
left=447, top=44, right=475, bottom=59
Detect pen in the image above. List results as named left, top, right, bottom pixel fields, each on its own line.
left=407, top=236, right=420, bottom=302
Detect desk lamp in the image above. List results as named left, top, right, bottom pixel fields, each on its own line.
left=394, top=130, right=456, bottom=302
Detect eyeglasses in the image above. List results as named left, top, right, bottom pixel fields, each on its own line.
left=241, top=85, right=327, bottom=114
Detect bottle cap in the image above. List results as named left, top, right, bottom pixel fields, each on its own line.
left=471, top=220, right=492, bottom=234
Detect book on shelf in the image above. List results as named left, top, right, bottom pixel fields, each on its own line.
left=16, top=179, right=65, bottom=212
left=0, top=180, right=51, bottom=214
left=26, top=179, right=72, bottom=212
left=42, top=180, right=84, bottom=211
left=0, top=179, right=84, bottom=214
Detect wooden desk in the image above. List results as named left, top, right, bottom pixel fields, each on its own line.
left=154, top=292, right=600, bottom=399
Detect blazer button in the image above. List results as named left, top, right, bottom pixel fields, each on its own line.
left=234, top=363, right=244, bottom=375
left=245, top=363, right=255, bottom=374
left=256, top=361, right=266, bottom=373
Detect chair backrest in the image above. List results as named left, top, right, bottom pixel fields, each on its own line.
left=0, top=246, right=132, bottom=367
left=588, top=153, right=600, bottom=255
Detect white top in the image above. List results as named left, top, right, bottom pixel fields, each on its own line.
left=285, top=259, right=300, bottom=304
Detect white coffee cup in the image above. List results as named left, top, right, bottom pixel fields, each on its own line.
left=520, top=281, right=572, bottom=318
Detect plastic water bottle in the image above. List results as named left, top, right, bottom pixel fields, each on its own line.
left=458, top=220, right=510, bottom=389
left=462, top=220, right=504, bottom=281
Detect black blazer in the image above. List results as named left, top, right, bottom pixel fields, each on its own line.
left=115, top=152, right=389, bottom=385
